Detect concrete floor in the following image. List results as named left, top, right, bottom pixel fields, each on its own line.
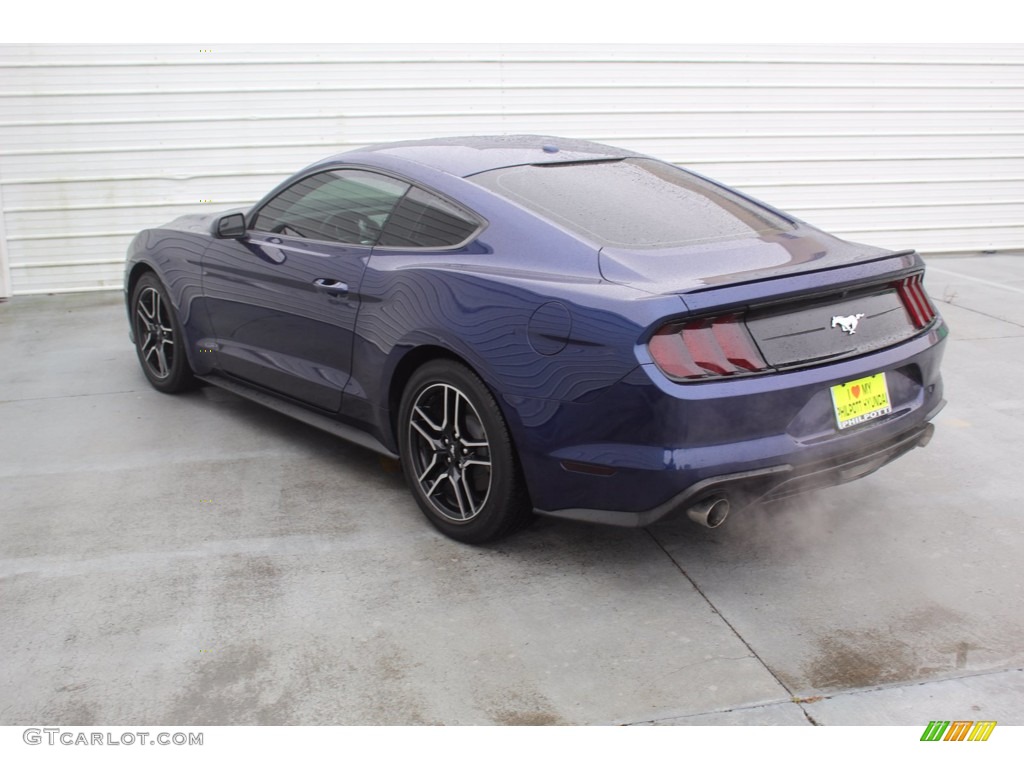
left=1, top=255, right=1022, bottom=726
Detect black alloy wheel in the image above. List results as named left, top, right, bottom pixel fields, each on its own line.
left=398, top=360, right=532, bottom=543
left=131, top=273, right=195, bottom=393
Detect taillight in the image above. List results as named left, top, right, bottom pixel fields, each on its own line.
left=894, top=273, right=937, bottom=329
left=648, top=313, right=767, bottom=380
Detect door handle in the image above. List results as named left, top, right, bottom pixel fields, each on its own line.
left=313, top=278, right=349, bottom=296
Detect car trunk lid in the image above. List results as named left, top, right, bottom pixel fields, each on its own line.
left=618, top=234, right=933, bottom=375
left=598, top=228, right=893, bottom=296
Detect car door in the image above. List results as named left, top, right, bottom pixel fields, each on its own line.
left=201, top=169, right=410, bottom=412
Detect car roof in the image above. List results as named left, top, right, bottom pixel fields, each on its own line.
left=313, top=135, right=636, bottom=178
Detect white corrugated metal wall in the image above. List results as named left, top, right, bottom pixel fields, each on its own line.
left=0, top=43, right=1021, bottom=297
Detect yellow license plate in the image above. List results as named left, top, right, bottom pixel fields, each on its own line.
left=830, top=372, right=892, bottom=430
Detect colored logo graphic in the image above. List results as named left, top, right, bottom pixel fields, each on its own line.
left=920, top=720, right=997, bottom=741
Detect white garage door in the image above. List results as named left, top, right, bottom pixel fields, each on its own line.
left=0, top=43, right=1021, bottom=297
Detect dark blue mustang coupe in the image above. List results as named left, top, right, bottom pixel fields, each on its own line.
left=125, top=135, right=946, bottom=542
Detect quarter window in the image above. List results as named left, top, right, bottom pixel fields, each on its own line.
left=378, top=187, right=480, bottom=249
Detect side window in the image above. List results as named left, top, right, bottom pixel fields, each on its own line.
left=378, top=186, right=480, bottom=248
left=252, top=170, right=409, bottom=245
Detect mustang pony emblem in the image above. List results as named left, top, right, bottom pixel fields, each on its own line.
left=832, top=313, right=865, bottom=334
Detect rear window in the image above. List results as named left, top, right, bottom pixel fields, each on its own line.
left=470, top=158, right=793, bottom=248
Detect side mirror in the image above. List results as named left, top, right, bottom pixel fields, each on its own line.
left=214, top=212, right=247, bottom=239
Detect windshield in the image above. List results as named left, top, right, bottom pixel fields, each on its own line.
left=470, top=158, right=794, bottom=249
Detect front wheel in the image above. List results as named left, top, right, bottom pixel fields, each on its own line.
left=398, top=360, right=532, bottom=543
left=131, top=273, right=196, bottom=393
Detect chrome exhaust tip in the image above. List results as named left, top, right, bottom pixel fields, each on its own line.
left=686, top=496, right=730, bottom=528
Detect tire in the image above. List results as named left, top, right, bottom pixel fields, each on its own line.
left=398, top=360, right=533, bottom=543
left=130, top=273, right=196, bottom=393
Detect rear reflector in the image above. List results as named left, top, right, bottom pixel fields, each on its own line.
left=894, top=274, right=936, bottom=329
left=649, top=314, right=767, bottom=380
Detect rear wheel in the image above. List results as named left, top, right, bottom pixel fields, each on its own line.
left=398, top=360, right=532, bottom=543
left=131, top=273, right=196, bottom=393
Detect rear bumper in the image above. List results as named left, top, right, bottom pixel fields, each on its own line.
left=534, top=413, right=940, bottom=527
left=507, top=319, right=947, bottom=525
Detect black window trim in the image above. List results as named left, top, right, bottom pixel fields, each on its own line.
left=247, top=164, right=488, bottom=252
